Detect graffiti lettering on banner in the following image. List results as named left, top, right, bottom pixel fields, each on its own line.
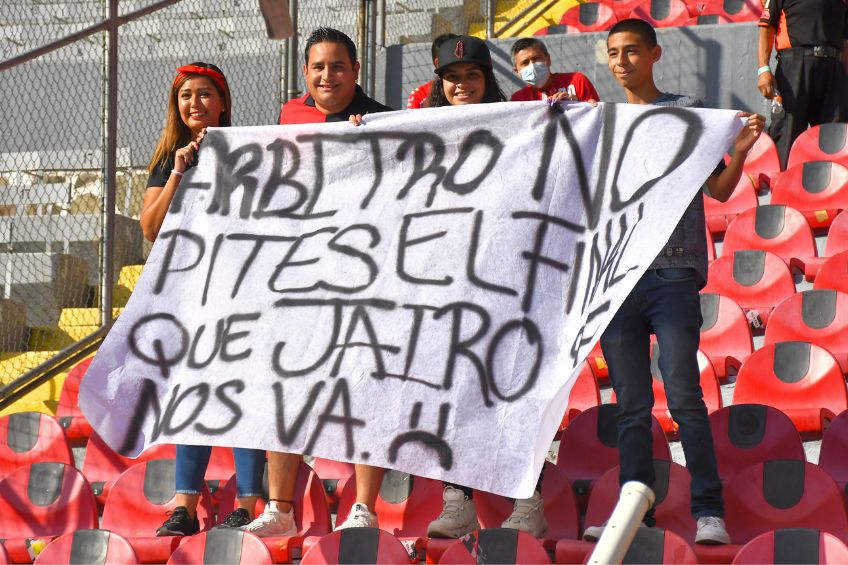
left=80, top=101, right=740, bottom=497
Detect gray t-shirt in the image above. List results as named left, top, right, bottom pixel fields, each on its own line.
left=648, top=93, right=725, bottom=288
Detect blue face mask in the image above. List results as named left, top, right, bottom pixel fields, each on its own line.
left=520, top=62, right=549, bottom=87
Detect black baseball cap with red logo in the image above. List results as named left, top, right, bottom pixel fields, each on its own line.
left=433, top=35, right=493, bottom=75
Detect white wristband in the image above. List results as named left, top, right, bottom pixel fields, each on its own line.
left=757, top=65, right=772, bottom=76
left=171, top=169, right=184, bottom=177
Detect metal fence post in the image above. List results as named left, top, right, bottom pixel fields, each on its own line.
left=358, top=0, right=368, bottom=92
left=101, top=0, right=118, bottom=329
left=487, top=0, right=496, bottom=39
left=286, top=0, right=300, bottom=102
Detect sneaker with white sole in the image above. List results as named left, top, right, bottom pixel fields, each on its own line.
left=427, top=486, right=480, bottom=539
left=243, top=502, right=297, bottom=537
left=501, top=491, right=548, bottom=538
left=583, top=520, right=647, bottom=542
left=336, top=503, right=378, bottom=529
left=695, top=516, right=730, bottom=545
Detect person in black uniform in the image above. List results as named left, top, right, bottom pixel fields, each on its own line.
left=757, top=0, right=848, bottom=168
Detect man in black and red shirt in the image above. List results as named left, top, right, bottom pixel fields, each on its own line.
left=245, top=27, right=394, bottom=538
left=758, top=0, right=848, bottom=167
left=279, top=28, right=392, bottom=124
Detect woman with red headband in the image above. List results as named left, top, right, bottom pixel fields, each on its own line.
left=140, top=62, right=267, bottom=536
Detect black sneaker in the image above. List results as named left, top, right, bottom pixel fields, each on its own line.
left=156, top=506, right=200, bottom=536
left=216, top=508, right=252, bottom=529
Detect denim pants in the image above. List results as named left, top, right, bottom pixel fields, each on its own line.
left=175, top=445, right=265, bottom=498
left=600, top=268, right=723, bottom=524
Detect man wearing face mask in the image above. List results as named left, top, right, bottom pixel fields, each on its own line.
left=510, top=37, right=600, bottom=103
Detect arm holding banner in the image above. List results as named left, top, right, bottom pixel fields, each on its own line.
left=140, top=131, right=204, bottom=241
left=705, top=112, right=764, bottom=202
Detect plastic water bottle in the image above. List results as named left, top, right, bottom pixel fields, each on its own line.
left=770, top=89, right=784, bottom=117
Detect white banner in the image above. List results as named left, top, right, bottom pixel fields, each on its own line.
left=80, top=101, right=740, bottom=498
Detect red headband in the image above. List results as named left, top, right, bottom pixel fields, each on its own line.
left=173, top=64, right=229, bottom=98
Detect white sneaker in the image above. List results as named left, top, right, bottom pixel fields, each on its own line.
left=243, top=502, right=297, bottom=537
left=583, top=520, right=647, bottom=542
left=427, top=486, right=480, bottom=539
left=336, top=503, right=378, bottom=529
left=501, top=491, right=548, bottom=538
left=695, top=516, right=730, bottom=545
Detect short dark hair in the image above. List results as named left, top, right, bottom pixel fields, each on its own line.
left=303, top=27, right=357, bottom=65
left=431, top=33, right=459, bottom=62
left=607, top=18, right=657, bottom=48
left=510, top=37, right=548, bottom=59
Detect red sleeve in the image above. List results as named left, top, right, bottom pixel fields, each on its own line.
left=572, top=72, right=600, bottom=102
left=407, top=88, right=426, bottom=109
left=510, top=86, right=533, bottom=101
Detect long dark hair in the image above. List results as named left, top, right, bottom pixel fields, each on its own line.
left=425, top=63, right=507, bottom=108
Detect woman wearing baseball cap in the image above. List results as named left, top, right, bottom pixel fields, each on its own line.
left=425, top=35, right=506, bottom=107
left=423, top=36, right=548, bottom=542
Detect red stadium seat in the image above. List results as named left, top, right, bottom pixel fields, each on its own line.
left=584, top=460, right=696, bottom=541
left=702, top=249, right=796, bottom=328
left=699, top=0, right=763, bottom=21
left=722, top=205, right=816, bottom=265
left=0, top=543, right=9, bottom=565
left=216, top=462, right=331, bottom=564
left=771, top=162, right=848, bottom=231
left=81, top=432, right=175, bottom=506
left=732, top=528, right=848, bottom=564
left=709, top=404, right=804, bottom=484
left=572, top=528, right=698, bottom=564
left=814, top=250, right=848, bottom=293
left=337, top=470, right=443, bottom=539
left=34, top=530, right=139, bottom=565
left=818, top=409, right=848, bottom=496
left=557, top=405, right=670, bottom=512
left=475, top=463, right=580, bottom=550
left=81, top=433, right=234, bottom=508
left=55, top=357, right=94, bottom=447
left=559, top=3, right=619, bottom=32
left=167, top=529, right=274, bottom=564
left=724, top=460, right=848, bottom=545
left=439, top=529, right=550, bottom=564
left=732, top=342, right=848, bottom=436
left=100, top=458, right=215, bottom=564
left=0, top=462, right=98, bottom=563
left=704, top=174, right=759, bottom=235
left=788, top=123, right=848, bottom=170
left=586, top=341, right=608, bottom=381
left=698, top=293, right=753, bottom=379
left=301, top=528, right=412, bottom=564
left=764, top=289, right=848, bottom=373
left=309, top=457, right=354, bottom=512
left=629, top=0, right=691, bottom=27
left=796, top=211, right=848, bottom=281
left=560, top=362, right=601, bottom=431
left=724, top=131, right=782, bottom=191
left=611, top=346, right=722, bottom=437
left=0, top=412, right=73, bottom=480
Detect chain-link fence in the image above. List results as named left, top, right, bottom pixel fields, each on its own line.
left=0, top=0, right=509, bottom=372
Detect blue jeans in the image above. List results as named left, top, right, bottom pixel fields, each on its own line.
left=175, top=445, right=265, bottom=498
left=600, top=268, right=723, bottom=525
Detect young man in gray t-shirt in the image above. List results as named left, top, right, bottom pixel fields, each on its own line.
left=582, top=18, right=765, bottom=546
